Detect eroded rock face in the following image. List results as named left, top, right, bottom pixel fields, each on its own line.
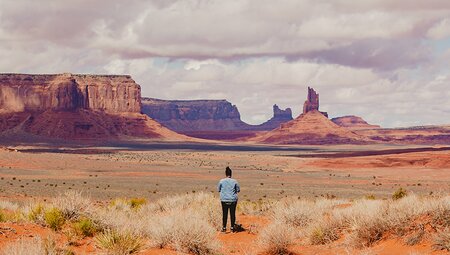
left=0, top=73, right=141, bottom=113
left=256, top=104, right=293, bottom=130
left=141, top=98, right=251, bottom=132
left=303, top=87, right=328, bottom=117
left=141, top=98, right=294, bottom=135
left=0, top=73, right=187, bottom=140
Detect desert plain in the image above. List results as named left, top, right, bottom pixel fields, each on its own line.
left=0, top=141, right=449, bottom=255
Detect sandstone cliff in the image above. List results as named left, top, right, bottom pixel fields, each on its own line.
left=331, top=115, right=380, bottom=129
left=0, top=73, right=141, bottom=113
left=141, top=98, right=251, bottom=132
left=0, top=73, right=187, bottom=140
left=141, top=98, right=293, bottom=135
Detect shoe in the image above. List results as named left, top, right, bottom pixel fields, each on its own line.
left=230, top=227, right=235, bottom=233
left=221, top=227, right=226, bottom=233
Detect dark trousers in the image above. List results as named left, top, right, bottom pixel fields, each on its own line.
left=221, top=201, right=237, bottom=229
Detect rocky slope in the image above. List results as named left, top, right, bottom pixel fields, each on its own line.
left=331, top=115, right=380, bottom=129
left=0, top=73, right=187, bottom=140
left=249, top=87, right=368, bottom=144
left=251, top=110, right=367, bottom=144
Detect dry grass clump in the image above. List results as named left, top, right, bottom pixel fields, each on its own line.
left=95, top=229, right=144, bottom=255
left=0, top=201, right=23, bottom=222
left=258, top=220, right=295, bottom=255
left=146, top=210, right=220, bottom=255
left=25, top=202, right=45, bottom=223
left=0, top=200, right=20, bottom=211
left=90, top=193, right=221, bottom=254
left=307, top=220, right=341, bottom=245
left=271, top=197, right=346, bottom=228
left=142, top=192, right=221, bottom=229
left=0, top=236, right=73, bottom=255
left=263, top=194, right=450, bottom=249
left=433, top=228, right=450, bottom=251
left=53, top=190, right=92, bottom=220
left=238, top=199, right=275, bottom=215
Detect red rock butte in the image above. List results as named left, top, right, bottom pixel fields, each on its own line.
left=0, top=73, right=188, bottom=141
left=303, top=86, right=328, bottom=118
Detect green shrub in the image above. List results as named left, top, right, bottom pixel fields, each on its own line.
left=95, top=229, right=143, bottom=255
left=392, top=187, right=407, bottom=200
left=73, top=218, right=97, bottom=237
left=129, top=198, right=147, bottom=209
left=0, top=210, right=5, bottom=222
left=365, top=194, right=376, bottom=200
left=44, top=208, right=65, bottom=231
left=28, top=203, right=44, bottom=222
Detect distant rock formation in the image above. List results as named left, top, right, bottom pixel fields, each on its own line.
left=303, top=87, right=328, bottom=117
left=141, top=98, right=293, bottom=133
left=256, top=104, right=293, bottom=130
left=249, top=87, right=368, bottom=144
left=141, top=98, right=251, bottom=132
left=250, top=110, right=367, bottom=145
left=0, top=73, right=187, bottom=140
left=331, top=115, right=380, bottom=129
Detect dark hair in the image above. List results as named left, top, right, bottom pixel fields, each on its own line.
left=225, top=166, right=232, bottom=177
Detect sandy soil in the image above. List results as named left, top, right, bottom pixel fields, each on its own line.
left=0, top=143, right=449, bottom=201
left=0, top=142, right=449, bottom=254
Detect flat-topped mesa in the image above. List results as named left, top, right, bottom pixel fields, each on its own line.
left=0, top=73, right=141, bottom=113
left=303, top=87, right=328, bottom=117
left=0, top=73, right=191, bottom=140
left=141, top=98, right=248, bottom=132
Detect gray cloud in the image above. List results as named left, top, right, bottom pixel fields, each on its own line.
left=0, top=0, right=449, bottom=127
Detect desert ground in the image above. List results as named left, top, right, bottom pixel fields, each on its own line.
left=0, top=142, right=449, bottom=254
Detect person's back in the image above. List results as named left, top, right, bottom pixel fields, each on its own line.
left=218, top=167, right=240, bottom=233
left=218, top=177, right=239, bottom=202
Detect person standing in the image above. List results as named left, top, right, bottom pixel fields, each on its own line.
left=218, top=166, right=240, bottom=233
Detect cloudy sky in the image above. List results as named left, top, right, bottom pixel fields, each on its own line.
left=0, top=0, right=449, bottom=127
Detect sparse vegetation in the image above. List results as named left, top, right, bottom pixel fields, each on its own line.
left=0, top=210, right=5, bottom=222
left=0, top=236, right=73, bottom=255
left=95, top=229, right=144, bottom=255
left=392, top=187, right=408, bottom=200
left=0, top=192, right=448, bottom=254
left=72, top=217, right=98, bottom=237
left=44, top=207, right=65, bottom=231
left=258, top=221, right=295, bottom=255
left=54, top=190, right=92, bottom=220
left=433, top=228, right=450, bottom=251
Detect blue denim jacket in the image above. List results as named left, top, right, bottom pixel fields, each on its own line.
left=218, top=177, right=240, bottom=202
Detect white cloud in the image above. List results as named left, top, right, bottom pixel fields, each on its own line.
left=427, top=18, right=450, bottom=39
